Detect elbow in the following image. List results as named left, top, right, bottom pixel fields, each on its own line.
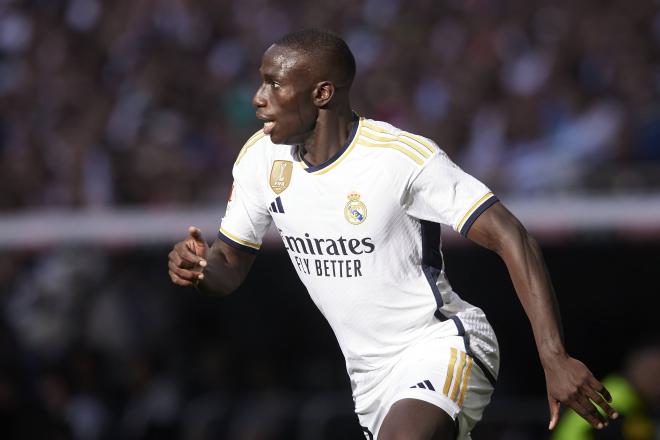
left=197, top=276, right=240, bottom=297
left=471, top=202, right=541, bottom=259
left=493, top=219, right=534, bottom=257
left=213, top=286, right=235, bottom=297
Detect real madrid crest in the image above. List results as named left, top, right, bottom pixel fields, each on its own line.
left=344, top=192, right=367, bottom=225
left=269, top=160, right=292, bottom=194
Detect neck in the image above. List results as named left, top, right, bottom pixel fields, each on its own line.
left=301, top=106, right=356, bottom=166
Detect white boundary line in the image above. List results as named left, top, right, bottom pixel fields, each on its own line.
left=1, top=195, right=660, bottom=249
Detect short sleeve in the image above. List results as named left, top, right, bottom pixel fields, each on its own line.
left=218, top=141, right=272, bottom=253
left=404, top=150, right=498, bottom=236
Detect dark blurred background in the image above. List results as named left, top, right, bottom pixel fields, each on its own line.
left=0, top=0, right=659, bottom=439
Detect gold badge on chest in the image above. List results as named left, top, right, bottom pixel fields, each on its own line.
left=269, top=160, right=293, bottom=194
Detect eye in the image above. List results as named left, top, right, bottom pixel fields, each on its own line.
left=271, top=81, right=281, bottom=89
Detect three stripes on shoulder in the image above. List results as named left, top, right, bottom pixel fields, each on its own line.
left=360, top=121, right=437, bottom=166
left=235, top=121, right=438, bottom=167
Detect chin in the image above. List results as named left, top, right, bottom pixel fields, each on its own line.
left=269, top=126, right=311, bottom=145
left=269, top=133, right=287, bottom=144
left=270, top=131, right=298, bottom=145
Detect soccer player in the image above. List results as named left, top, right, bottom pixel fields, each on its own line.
left=168, top=29, right=618, bottom=439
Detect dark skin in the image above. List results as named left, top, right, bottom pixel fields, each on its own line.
left=168, top=44, right=618, bottom=439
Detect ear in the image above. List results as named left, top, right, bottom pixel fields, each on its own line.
left=312, top=81, right=335, bottom=107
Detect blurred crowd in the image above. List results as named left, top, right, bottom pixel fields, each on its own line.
left=0, top=247, right=361, bottom=440
left=1, top=244, right=658, bottom=440
left=0, top=0, right=659, bottom=210
left=2, top=2, right=660, bottom=438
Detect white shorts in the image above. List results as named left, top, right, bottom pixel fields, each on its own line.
left=354, top=335, right=497, bottom=439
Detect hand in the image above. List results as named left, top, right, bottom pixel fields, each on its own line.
left=168, top=226, right=209, bottom=286
left=544, top=355, right=618, bottom=430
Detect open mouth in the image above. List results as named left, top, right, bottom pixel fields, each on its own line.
left=263, top=121, right=275, bottom=135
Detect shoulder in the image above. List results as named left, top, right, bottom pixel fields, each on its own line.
left=234, top=129, right=270, bottom=166
left=232, top=130, right=296, bottom=185
left=358, top=118, right=440, bottom=167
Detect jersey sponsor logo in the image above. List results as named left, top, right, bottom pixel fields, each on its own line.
left=279, top=230, right=375, bottom=278
left=269, top=160, right=292, bottom=194
left=344, top=192, right=367, bottom=225
left=279, top=231, right=375, bottom=256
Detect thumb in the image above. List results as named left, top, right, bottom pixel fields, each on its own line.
left=187, top=226, right=208, bottom=260
left=188, top=226, right=206, bottom=244
left=548, top=397, right=560, bottom=430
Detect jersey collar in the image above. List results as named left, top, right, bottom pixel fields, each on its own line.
left=298, top=113, right=362, bottom=175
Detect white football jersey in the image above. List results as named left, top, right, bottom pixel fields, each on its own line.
left=219, top=117, right=499, bottom=395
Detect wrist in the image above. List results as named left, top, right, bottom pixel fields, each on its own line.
left=538, top=342, right=568, bottom=367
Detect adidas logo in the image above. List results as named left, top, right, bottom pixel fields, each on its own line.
left=410, top=379, right=435, bottom=391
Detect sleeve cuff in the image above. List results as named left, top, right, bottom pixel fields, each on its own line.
left=217, top=228, right=260, bottom=254
left=457, top=193, right=499, bottom=237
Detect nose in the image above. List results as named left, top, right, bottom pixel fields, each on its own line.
left=252, top=83, right=266, bottom=108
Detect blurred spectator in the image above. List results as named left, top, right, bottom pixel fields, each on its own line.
left=0, top=0, right=659, bottom=211
left=120, top=353, right=181, bottom=440
left=1, top=1, right=660, bottom=439
left=553, top=341, right=660, bottom=440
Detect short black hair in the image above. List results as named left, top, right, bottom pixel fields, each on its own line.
left=274, top=29, right=356, bottom=88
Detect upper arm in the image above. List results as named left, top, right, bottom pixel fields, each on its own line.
left=404, top=149, right=498, bottom=234
left=467, top=202, right=529, bottom=254
left=219, top=135, right=273, bottom=253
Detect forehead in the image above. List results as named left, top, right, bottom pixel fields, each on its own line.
left=260, top=44, right=313, bottom=79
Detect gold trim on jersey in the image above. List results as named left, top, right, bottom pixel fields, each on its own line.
left=235, top=130, right=267, bottom=166
left=361, top=130, right=432, bottom=159
left=360, top=121, right=437, bottom=165
left=218, top=227, right=261, bottom=250
left=456, top=192, right=495, bottom=232
left=359, top=138, right=424, bottom=165
left=406, top=132, right=437, bottom=155
left=299, top=118, right=364, bottom=175
left=297, top=148, right=308, bottom=169
left=362, top=121, right=437, bottom=154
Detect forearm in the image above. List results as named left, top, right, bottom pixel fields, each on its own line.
left=495, top=225, right=567, bottom=364
left=197, top=240, right=255, bottom=296
left=468, top=203, right=567, bottom=364
left=197, top=254, right=238, bottom=296
left=469, top=204, right=618, bottom=428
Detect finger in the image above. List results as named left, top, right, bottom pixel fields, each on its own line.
left=168, top=261, right=205, bottom=282
left=596, top=381, right=612, bottom=402
left=548, top=397, right=560, bottom=430
left=589, top=378, right=613, bottom=404
left=173, top=244, right=205, bottom=267
left=169, top=270, right=194, bottom=286
left=168, top=249, right=182, bottom=266
left=587, top=377, right=619, bottom=419
left=572, top=396, right=607, bottom=429
left=587, top=387, right=618, bottom=419
left=600, top=386, right=613, bottom=403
